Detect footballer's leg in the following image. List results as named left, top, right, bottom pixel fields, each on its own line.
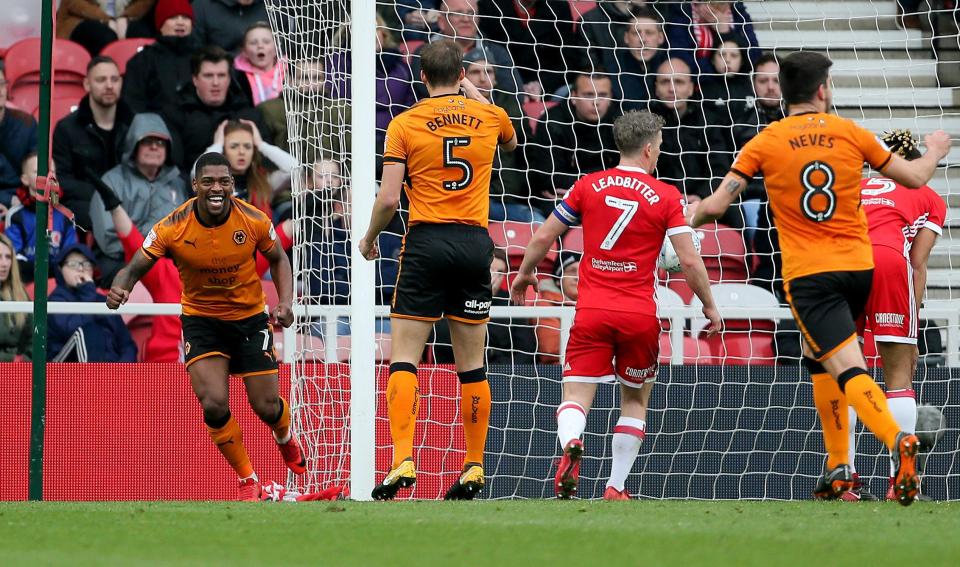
left=878, top=342, right=919, bottom=500
left=554, top=381, right=597, bottom=500
left=189, top=356, right=259, bottom=501
left=242, top=372, right=307, bottom=475
left=605, top=381, right=652, bottom=501
left=373, top=317, right=433, bottom=500
left=444, top=318, right=490, bottom=501
left=804, top=353, right=853, bottom=499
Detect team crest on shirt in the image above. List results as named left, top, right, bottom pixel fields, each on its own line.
left=233, top=230, right=247, bottom=245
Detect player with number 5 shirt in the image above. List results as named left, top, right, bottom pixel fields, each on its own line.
left=692, top=51, right=952, bottom=506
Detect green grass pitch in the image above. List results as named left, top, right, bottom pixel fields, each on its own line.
left=2, top=500, right=959, bottom=566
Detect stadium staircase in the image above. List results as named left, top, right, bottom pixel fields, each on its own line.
left=752, top=0, right=959, bottom=300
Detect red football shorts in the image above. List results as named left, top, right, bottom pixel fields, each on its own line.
left=563, top=308, right=661, bottom=388
left=863, top=245, right=917, bottom=344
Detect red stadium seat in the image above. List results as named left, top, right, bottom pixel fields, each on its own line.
left=100, top=38, right=154, bottom=74
left=35, top=95, right=81, bottom=128
left=659, top=335, right=721, bottom=365
left=127, top=317, right=154, bottom=362
left=4, top=38, right=90, bottom=115
left=561, top=226, right=583, bottom=253
left=709, top=333, right=776, bottom=365
left=695, top=223, right=748, bottom=282
left=489, top=221, right=557, bottom=272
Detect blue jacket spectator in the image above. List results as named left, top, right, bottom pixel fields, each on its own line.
left=48, top=243, right=137, bottom=362
left=665, top=2, right=760, bottom=76
left=0, top=65, right=39, bottom=208
left=5, top=153, right=78, bottom=284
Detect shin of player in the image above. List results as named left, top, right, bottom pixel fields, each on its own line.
left=691, top=53, right=950, bottom=505
left=846, top=129, right=944, bottom=500
left=513, top=111, right=720, bottom=500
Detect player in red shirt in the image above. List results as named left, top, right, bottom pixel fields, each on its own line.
left=511, top=111, right=720, bottom=500
left=847, top=130, right=947, bottom=500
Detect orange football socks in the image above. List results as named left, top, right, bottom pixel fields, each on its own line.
left=841, top=371, right=900, bottom=450
left=387, top=362, right=420, bottom=467
left=206, top=413, right=255, bottom=479
left=811, top=372, right=849, bottom=470
left=459, top=368, right=490, bottom=467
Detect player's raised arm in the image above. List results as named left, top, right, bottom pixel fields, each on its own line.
left=880, top=130, right=951, bottom=189
left=670, top=230, right=721, bottom=336
left=510, top=215, right=569, bottom=304
left=106, top=249, right=158, bottom=309
left=690, top=172, right=747, bottom=227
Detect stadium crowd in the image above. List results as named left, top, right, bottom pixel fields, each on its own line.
left=0, top=0, right=941, bottom=364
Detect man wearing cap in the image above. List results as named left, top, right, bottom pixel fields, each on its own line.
left=89, top=113, right=184, bottom=283
left=123, top=0, right=200, bottom=114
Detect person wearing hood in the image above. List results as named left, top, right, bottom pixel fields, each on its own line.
left=90, top=113, right=184, bottom=284
left=122, top=0, right=201, bottom=114
left=48, top=243, right=137, bottom=362
left=193, top=0, right=269, bottom=54
left=161, top=45, right=270, bottom=172
left=6, top=153, right=78, bottom=285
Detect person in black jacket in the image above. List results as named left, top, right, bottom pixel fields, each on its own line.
left=606, top=8, right=668, bottom=112
left=648, top=57, right=736, bottom=227
left=478, top=0, right=589, bottom=97
left=52, top=56, right=134, bottom=231
left=160, top=45, right=270, bottom=171
left=528, top=73, right=621, bottom=217
left=122, top=0, right=202, bottom=114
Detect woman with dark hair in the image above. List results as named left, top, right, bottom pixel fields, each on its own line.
left=699, top=39, right=753, bottom=104
left=208, top=118, right=298, bottom=220
left=0, top=232, right=31, bottom=361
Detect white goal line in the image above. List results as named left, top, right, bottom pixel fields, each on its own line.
left=3, top=301, right=957, bottom=366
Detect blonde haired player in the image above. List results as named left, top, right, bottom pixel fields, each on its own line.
left=692, top=51, right=951, bottom=505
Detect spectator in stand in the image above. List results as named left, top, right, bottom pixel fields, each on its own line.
left=535, top=250, right=580, bottom=364
left=326, top=19, right=416, bottom=166
left=463, top=49, right=541, bottom=222
left=48, top=243, right=137, bottom=362
left=207, top=119, right=297, bottom=220
left=53, top=56, right=134, bottom=231
left=6, top=154, right=78, bottom=284
left=699, top=39, right=752, bottom=105
left=234, top=22, right=285, bottom=106
left=391, top=1, right=440, bottom=42
left=161, top=46, right=270, bottom=172
left=0, top=232, right=32, bottom=362
left=193, top=0, right=270, bottom=54
left=259, top=59, right=352, bottom=164
left=479, top=0, right=589, bottom=97
left=90, top=113, right=184, bottom=283
left=528, top=72, right=620, bottom=218
left=0, top=64, right=39, bottom=211
left=580, top=0, right=658, bottom=71
left=56, top=0, right=157, bottom=56
left=649, top=57, right=731, bottom=222
left=122, top=0, right=200, bottom=114
left=433, top=248, right=537, bottom=365
left=607, top=8, right=668, bottom=112
left=87, top=164, right=184, bottom=361
left=665, top=1, right=760, bottom=76
left=410, top=0, right=522, bottom=99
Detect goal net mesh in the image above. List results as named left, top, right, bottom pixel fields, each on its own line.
left=264, top=0, right=960, bottom=500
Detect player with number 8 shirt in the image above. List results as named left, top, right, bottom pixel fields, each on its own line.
left=511, top=111, right=720, bottom=500
left=692, top=51, right=952, bottom=505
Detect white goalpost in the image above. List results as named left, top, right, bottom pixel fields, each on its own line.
left=263, top=0, right=960, bottom=501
